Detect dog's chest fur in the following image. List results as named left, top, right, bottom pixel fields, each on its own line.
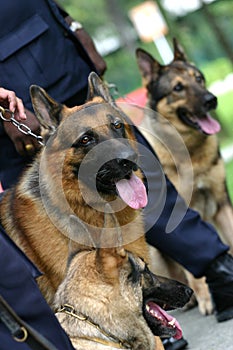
left=139, top=110, right=226, bottom=222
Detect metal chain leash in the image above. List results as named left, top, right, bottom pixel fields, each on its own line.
left=0, top=106, right=44, bottom=146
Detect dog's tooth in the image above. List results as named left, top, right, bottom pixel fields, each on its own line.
left=168, top=318, right=176, bottom=327
left=151, top=309, right=156, bottom=316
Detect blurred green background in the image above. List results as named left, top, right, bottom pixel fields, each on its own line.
left=58, top=0, right=233, bottom=200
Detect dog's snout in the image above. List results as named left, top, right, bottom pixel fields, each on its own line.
left=116, top=148, right=138, bottom=165
left=117, top=158, right=138, bottom=171
left=204, top=92, right=217, bottom=110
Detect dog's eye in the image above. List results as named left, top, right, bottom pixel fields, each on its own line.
left=195, top=75, right=203, bottom=84
left=173, top=82, right=184, bottom=92
left=80, top=135, right=94, bottom=145
left=112, top=120, right=123, bottom=130
left=81, top=136, right=90, bottom=144
left=77, top=134, right=95, bottom=146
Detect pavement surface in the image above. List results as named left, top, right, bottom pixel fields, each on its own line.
left=170, top=307, right=233, bottom=350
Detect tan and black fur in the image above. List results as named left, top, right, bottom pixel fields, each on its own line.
left=0, top=73, right=150, bottom=305
left=0, top=73, right=193, bottom=348
left=54, top=219, right=192, bottom=350
left=135, top=39, right=233, bottom=315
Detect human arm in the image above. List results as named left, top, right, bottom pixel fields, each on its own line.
left=65, top=17, right=107, bottom=76
left=53, top=1, right=107, bottom=76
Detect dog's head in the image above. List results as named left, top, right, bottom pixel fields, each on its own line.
left=54, top=244, right=193, bottom=348
left=136, top=38, right=220, bottom=135
left=30, top=73, right=147, bottom=214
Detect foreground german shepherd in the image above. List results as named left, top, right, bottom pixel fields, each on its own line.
left=54, top=217, right=192, bottom=349
left=135, top=39, right=233, bottom=315
left=0, top=72, right=149, bottom=305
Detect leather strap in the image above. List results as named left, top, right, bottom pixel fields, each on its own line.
left=0, top=294, right=59, bottom=350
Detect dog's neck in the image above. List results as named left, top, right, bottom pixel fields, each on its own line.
left=56, top=304, right=132, bottom=349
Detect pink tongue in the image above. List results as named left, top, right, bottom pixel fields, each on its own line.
left=197, top=113, right=221, bottom=135
left=115, top=173, right=148, bottom=209
left=148, top=302, right=183, bottom=340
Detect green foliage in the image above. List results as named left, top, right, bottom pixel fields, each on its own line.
left=104, top=49, right=141, bottom=96
left=57, top=0, right=107, bottom=31
left=226, top=159, right=233, bottom=204
left=200, top=58, right=232, bottom=86
left=216, top=91, right=233, bottom=139
left=104, top=40, right=162, bottom=95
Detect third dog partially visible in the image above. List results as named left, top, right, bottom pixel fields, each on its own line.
left=54, top=218, right=193, bottom=350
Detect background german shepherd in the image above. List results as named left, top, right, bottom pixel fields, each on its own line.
left=54, top=213, right=192, bottom=350
left=135, top=39, right=233, bottom=315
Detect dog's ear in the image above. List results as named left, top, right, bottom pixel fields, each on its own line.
left=87, top=72, right=114, bottom=103
left=172, top=38, right=188, bottom=62
left=30, top=85, right=63, bottom=137
left=136, top=48, right=161, bottom=85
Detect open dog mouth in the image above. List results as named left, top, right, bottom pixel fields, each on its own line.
left=177, top=108, right=220, bottom=135
left=143, top=298, right=183, bottom=339
left=96, top=160, right=148, bottom=210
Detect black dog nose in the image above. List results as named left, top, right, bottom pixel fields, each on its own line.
left=204, top=92, right=217, bottom=110
left=185, top=286, right=194, bottom=299
left=117, top=158, right=138, bottom=171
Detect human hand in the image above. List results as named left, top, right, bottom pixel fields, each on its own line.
left=0, top=87, right=26, bottom=121
left=3, top=109, right=42, bottom=156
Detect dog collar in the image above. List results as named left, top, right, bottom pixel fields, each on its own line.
left=56, top=304, right=131, bottom=349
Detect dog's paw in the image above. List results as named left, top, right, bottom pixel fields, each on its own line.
left=196, top=296, right=214, bottom=315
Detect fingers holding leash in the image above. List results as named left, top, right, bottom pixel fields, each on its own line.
left=3, top=110, right=42, bottom=157
left=0, top=88, right=26, bottom=121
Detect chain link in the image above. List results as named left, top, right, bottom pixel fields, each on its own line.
left=0, top=106, right=44, bottom=146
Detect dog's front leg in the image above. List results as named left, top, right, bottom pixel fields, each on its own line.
left=184, top=270, right=213, bottom=315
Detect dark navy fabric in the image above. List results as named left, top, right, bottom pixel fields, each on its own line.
left=0, top=123, right=34, bottom=189
left=0, top=0, right=95, bottom=111
left=0, top=224, right=74, bottom=350
left=0, top=0, right=95, bottom=189
left=134, top=127, right=228, bottom=278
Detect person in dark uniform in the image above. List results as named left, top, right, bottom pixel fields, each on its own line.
left=0, top=87, right=75, bottom=349
left=0, top=0, right=106, bottom=190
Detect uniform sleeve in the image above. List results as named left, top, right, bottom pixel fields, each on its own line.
left=0, top=225, right=74, bottom=350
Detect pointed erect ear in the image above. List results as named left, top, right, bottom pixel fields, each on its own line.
left=30, top=85, right=63, bottom=136
left=172, top=38, right=188, bottom=62
left=87, top=72, right=114, bottom=103
left=136, top=48, right=161, bottom=85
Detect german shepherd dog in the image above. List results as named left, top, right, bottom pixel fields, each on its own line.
left=135, top=39, right=233, bottom=315
left=0, top=72, right=148, bottom=305
left=54, top=213, right=192, bottom=350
